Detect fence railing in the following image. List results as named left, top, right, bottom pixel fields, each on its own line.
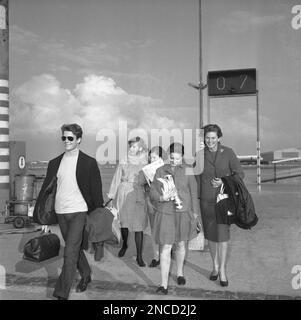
left=261, top=157, right=301, bottom=183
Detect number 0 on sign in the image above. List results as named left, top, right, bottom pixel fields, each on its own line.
left=18, top=156, right=26, bottom=169
left=208, top=68, right=256, bottom=97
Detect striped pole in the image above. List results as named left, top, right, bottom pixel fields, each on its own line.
left=0, top=0, right=9, bottom=210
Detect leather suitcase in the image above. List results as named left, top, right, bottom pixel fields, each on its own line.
left=23, top=232, right=60, bottom=262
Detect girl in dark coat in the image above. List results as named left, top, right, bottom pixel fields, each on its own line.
left=150, top=143, right=201, bottom=294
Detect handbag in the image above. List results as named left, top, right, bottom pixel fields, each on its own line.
left=216, top=183, right=235, bottom=223
left=216, top=183, right=229, bottom=203
left=23, top=231, right=60, bottom=262
left=33, top=176, right=58, bottom=225
left=188, top=217, right=205, bottom=251
left=188, top=229, right=205, bottom=251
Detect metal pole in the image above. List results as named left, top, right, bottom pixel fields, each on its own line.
left=0, top=0, right=9, bottom=210
left=256, top=90, right=261, bottom=191
left=199, top=0, right=203, bottom=128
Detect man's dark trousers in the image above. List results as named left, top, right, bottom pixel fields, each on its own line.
left=53, top=212, right=91, bottom=299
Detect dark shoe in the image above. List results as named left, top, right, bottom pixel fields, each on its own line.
left=118, top=245, right=128, bottom=257
left=57, top=296, right=67, bottom=300
left=94, top=242, right=104, bottom=261
left=149, top=259, right=160, bottom=268
left=136, top=257, right=146, bottom=267
left=156, top=286, right=168, bottom=295
left=76, top=275, right=91, bottom=293
left=220, top=279, right=229, bottom=287
left=177, top=276, right=186, bottom=285
left=209, top=271, right=219, bottom=281
left=219, top=273, right=228, bottom=287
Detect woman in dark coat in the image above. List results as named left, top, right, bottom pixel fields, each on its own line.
left=199, top=124, right=244, bottom=287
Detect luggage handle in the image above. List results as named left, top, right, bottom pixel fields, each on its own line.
left=104, top=198, right=113, bottom=207
left=41, top=225, right=51, bottom=234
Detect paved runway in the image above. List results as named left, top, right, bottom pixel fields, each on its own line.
left=1, top=182, right=301, bottom=300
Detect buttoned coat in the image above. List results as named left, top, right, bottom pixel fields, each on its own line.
left=198, top=144, right=244, bottom=204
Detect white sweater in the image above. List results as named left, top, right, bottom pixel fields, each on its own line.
left=55, top=149, right=88, bottom=214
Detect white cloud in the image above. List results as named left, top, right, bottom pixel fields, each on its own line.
left=10, top=74, right=188, bottom=138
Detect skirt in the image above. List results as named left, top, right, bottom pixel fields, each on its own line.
left=117, top=185, right=148, bottom=232
left=200, top=201, right=230, bottom=242
left=152, top=210, right=195, bottom=245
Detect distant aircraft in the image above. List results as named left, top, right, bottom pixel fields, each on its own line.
left=237, top=155, right=264, bottom=164
left=237, top=155, right=263, bottom=161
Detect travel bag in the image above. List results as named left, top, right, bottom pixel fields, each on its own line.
left=23, top=231, right=60, bottom=262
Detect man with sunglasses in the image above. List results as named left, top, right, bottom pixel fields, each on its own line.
left=37, top=123, right=104, bottom=300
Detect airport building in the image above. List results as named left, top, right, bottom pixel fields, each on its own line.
left=261, top=148, right=301, bottom=163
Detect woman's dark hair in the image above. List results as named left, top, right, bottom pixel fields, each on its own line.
left=61, top=123, right=83, bottom=139
left=168, top=142, right=184, bottom=156
left=149, top=146, right=164, bottom=158
left=203, top=124, right=223, bottom=138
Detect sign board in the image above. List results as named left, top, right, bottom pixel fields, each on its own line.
left=208, top=68, right=256, bottom=97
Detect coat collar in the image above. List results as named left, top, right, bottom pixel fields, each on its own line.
left=162, top=163, right=185, bottom=176
left=205, top=143, right=225, bottom=166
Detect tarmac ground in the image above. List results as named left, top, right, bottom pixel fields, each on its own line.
left=0, top=182, right=301, bottom=300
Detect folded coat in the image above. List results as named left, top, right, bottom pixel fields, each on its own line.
left=85, top=207, right=119, bottom=245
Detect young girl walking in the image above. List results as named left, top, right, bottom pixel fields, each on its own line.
left=108, top=136, right=148, bottom=267
left=150, top=142, right=201, bottom=294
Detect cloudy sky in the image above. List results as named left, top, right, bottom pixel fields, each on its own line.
left=9, top=0, right=301, bottom=160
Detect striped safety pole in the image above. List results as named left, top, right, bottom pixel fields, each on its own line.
left=0, top=0, right=9, bottom=211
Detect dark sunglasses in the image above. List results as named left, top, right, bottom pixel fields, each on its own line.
left=61, top=136, right=75, bottom=142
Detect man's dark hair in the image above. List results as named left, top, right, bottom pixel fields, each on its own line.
left=61, top=123, right=83, bottom=139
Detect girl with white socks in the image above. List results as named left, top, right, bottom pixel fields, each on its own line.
left=150, top=143, right=201, bottom=294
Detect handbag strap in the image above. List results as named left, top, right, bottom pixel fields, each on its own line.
left=220, top=183, right=225, bottom=195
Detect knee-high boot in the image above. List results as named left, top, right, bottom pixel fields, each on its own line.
left=118, top=227, right=128, bottom=257
left=135, top=231, right=145, bottom=267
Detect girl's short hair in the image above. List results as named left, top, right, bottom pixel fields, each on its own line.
left=203, top=124, right=223, bottom=138
left=149, top=146, right=165, bottom=159
left=168, top=142, right=184, bottom=156
left=61, top=123, right=83, bottom=139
